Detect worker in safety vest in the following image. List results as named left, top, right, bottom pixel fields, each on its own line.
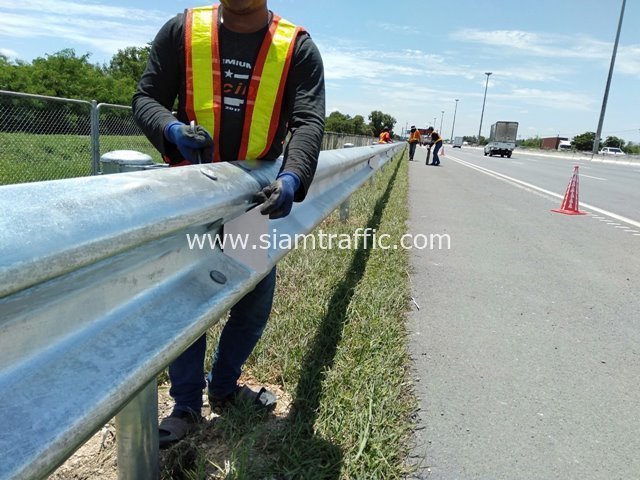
left=378, top=126, right=392, bottom=144
left=407, top=125, right=421, bottom=161
left=133, top=0, right=325, bottom=448
left=425, top=126, right=443, bottom=166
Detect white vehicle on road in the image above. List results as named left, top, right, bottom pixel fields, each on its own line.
left=484, top=121, right=518, bottom=158
left=599, top=147, right=626, bottom=156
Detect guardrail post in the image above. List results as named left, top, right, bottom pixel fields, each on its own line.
left=115, top=380, right=159, bottom=480
left=339, top=199, right=350, bottom=222
left=90, top=100, right=100, bottom=176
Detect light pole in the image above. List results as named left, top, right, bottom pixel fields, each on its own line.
left=478, top=72, right=492, bottom=144
left=439, top=111, right=445, bottom=135
left=593, top=0, right=626, bottom=154
left=450, top=99, right=459, bottom=141
left=433, top=117, right=437, bottom=128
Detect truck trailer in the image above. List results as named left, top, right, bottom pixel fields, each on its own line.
left=484, top=121, right=518, bottom=158
left=541, top=136, right=569, bottom=150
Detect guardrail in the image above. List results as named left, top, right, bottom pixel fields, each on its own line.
left=0, top=142, right=404, bottom=480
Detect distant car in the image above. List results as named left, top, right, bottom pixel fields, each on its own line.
left=599, top=147, right=626, bottom=156
left=558, top=141, right=572, bottom=151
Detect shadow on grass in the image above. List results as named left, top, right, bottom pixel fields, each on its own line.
left=276, top=157, right=403, bottom=479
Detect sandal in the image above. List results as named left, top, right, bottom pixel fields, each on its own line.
left=209, top=385, right=277, bottom=412
left=158, top=409, right=201, bottom=449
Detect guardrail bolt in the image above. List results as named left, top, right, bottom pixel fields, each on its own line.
left=210, top=270, right=227, bottom=284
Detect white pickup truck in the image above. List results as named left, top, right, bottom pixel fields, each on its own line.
left=484, top=121, right=518, bottom=158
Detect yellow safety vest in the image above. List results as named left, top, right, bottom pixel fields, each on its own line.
left=184, top=5, right=302, bottom=162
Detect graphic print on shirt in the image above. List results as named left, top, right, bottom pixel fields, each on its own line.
left=222, top=58, right=252, bottom=115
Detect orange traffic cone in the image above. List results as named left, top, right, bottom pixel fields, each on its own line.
left=551, top=165, right=587, bottom=215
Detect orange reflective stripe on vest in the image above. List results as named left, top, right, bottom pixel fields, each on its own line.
left=185, top=5, right=301, bottom=162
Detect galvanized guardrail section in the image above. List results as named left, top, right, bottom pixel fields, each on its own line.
left=0, top=143, right=404, bottom=480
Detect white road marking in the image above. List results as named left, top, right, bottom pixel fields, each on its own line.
left=511, top=161, right=524, bottom=165
left=624, top=230, right=639, bottom=233
left=447, top=154, right=640, bottom=230
left=581, top=174, right=607, bottom=181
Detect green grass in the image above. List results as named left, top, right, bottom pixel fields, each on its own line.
left=0, top=132, right=162, bottom=185
left=166, top=150, right=416, bottom=479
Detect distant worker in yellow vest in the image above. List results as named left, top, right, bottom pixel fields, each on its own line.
left=133, top=0, right=325, bottom=448
left=407, top=125, right=421, bottom=161
left=425, top=126, right=443, bottom=166
left=378, top=126, right=392, bottom=144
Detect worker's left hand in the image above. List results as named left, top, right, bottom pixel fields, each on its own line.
left=253, top=172, right=300, bottom=219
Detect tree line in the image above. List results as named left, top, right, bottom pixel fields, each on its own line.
left=0, top=47, right=150, bottom=106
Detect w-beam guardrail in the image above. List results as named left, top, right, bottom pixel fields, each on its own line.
left=0, top=142, right=404, bottom=480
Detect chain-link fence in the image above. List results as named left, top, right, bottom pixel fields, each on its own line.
left=95, top=103, right=163, bottom=171
left=322, top=131, right=374, bottom=150
left=1, top=90, right=376, bottom=186
left=0, top=91, right=94, bottom=185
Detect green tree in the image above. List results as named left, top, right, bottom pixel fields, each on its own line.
left=624, top=142, right=640, bottom=154
left=325, top=111, right=373, bottom=136
left=368, top=110, right=396, bottom=137
left=518, top=136, right=542, bottom=148
left=603, top=136, right=625, bottom=149
left=29, top=49, right=107, bottom=99
left=325, top=111, right=352, bottom=133
left=572, top=131, right=597, bottom=151
left=351, top=114, right=370, bottom=136
left=107, top=46, right=150, bottom=82
left=0, top=55, right=35, bottom=92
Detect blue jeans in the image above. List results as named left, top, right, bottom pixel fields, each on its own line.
left=169, top=267, right=277, bottom=414
left=432, top=142, right=442, bottom=165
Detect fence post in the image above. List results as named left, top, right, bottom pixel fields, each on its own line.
left=115, top=380, right=159, bottom=480
left=90, top=100, right=100, bottom=175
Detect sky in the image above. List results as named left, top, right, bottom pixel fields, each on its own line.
left=1, top=0, right=639, bottom=143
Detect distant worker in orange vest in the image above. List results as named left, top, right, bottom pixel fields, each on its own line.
left=425, top=126, right=443, bottom=166
left=378, top=126, right=392, bottom=144
left=132, top=0, right=325, bottom=448
left=407, top=125, right=421, bottom=161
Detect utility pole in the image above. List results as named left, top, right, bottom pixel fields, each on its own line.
left=440, top=111, right=445, bottom=135
left=478, top=72, right=492, bottom=144
left=593, top=0, right=626, bottom=155
left=450, top=99, right=459, bottom=141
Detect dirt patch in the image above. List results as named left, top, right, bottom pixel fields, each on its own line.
left=50, top=378, right=291, bottom=479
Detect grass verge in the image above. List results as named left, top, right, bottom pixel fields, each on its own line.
left=0, top=132, right=162, bottom=185
left=164, top=150, right=416, bottom=479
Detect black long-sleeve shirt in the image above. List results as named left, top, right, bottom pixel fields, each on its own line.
left=132, top=12, right=325, bottom=200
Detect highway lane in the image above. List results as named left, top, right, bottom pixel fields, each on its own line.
left=406, top=146, right=640, bottom=479
left=443, top=146, right=640, bottom=222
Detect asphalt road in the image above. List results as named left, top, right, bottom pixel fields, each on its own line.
left=406, top=145, right=640, bottom=479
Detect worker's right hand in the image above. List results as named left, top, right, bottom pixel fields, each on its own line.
left=164, top=121, right=213, bottom=164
